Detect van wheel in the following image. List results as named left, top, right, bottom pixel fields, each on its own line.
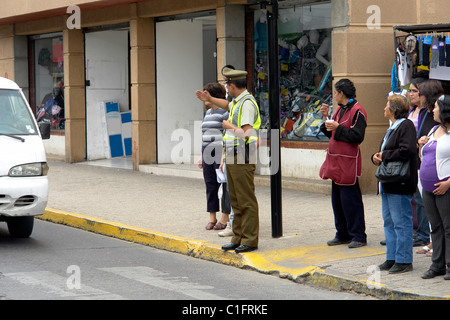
left=7, top=216, right=34, bottom=238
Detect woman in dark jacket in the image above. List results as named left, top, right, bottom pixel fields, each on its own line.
left=371, top=93, right=418, bottom=274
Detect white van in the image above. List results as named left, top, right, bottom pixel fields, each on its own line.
left=0, top=77, right=50, bottom=238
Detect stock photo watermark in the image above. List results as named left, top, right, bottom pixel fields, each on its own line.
left=66, top=265, right=81, bottom=290
left=366, top=5, right=381, bottom=30
left=170, top=126, right=280, bottom=174
left=66, top=5, right=81, bottom=30
left=366, top=265, right=382, bottom=290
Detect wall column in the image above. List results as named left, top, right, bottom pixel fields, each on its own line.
left=63, top=28, right=86, bottom=163
left=0, top=25, right=15, bottom=81
left=216, top=4, right=246, bottom=80
left=331, top=0, right=419, bottom=193
left=130, top=17, right=156, bottom=169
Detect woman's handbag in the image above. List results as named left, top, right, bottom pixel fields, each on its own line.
left=375, top=159, right=410, bottom=183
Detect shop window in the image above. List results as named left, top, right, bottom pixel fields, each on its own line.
left=253, top=2, right=332, bottom=142
left=30, top=33, right=65, bottom=132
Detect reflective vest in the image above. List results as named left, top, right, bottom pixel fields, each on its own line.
left=223, top=94, right=261, bottom=147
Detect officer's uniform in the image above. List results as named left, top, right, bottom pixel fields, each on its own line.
left=222, top=68, right=261, bottom=249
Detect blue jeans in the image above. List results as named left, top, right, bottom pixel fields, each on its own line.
left=414, top=189, right=430, bottom=242
left=382, top=193, right=414, bottom=263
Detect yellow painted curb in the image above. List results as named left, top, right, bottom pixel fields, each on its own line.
left=38, top=208, right=450, bottom=300
left=39, top=208, right=321, bottom=280
left=39, top=208, right=243, bottom=267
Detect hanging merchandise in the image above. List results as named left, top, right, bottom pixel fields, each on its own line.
left=446, top=36, right=450, bottom=66
left=397, top=47, right=411, bottom=86
left=393, top=24, right=450, bottom=83
left=252, top=3, right=333, bottom=142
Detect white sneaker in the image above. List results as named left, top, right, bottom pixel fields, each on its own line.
left=218, top=224, right=233, bottom=237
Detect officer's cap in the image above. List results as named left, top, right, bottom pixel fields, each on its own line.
left=222, top=67, right=247, bottom=81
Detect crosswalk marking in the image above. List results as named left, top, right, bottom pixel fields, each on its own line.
left=4, top=271, right=125, bottom=300
left=100, top=266, right=228, bottom=300
left=3, top=266, right=228, bottom=300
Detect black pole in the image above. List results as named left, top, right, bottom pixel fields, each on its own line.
left=266, top=1, right=282, bottom=238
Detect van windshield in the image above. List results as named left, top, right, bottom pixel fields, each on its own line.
left=0, top=89, right=38, bottom=136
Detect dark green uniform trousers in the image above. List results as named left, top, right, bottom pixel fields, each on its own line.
left=226, top=159, right=259, bottom=248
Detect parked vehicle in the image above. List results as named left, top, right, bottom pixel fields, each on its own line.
left=0, top=77, right=50, bottom=237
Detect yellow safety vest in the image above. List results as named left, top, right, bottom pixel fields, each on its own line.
left=223, top=94, right=261, bottom=147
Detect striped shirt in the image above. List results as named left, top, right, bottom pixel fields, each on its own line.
left=202, top=107, right=229, bottom=148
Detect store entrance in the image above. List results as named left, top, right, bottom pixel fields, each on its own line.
left=155, top=13, right=217, bottom=164
left=85, top=27, right=130, bottom=161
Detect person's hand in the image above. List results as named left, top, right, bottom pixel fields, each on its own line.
left=195, top=90, right=211, bottom=102
left=222, top=120, right=233, bottom=130
left=372, top=152, right=382, bottom=165
left=325, top=120, right=338, bottom=131
left=197, top=156, right=203, bottom=169
left=433, top=179, right=450, bottom=195
left=418, top=135, right=430, bottom=147
left=320, top=103, right=330, bottom=120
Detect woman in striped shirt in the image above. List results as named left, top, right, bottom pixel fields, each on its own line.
left=198, top=83, right=230, bottom=230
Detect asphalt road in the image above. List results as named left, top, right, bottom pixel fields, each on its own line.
left=0, top=219, right=372, bottom=303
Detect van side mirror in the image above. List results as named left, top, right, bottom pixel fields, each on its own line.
left=39, top=122, right=51, bottom=140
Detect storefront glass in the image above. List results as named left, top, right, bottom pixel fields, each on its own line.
left=31, top=33, right=65, bottom=131
left=253, top=1, right=332, bottom=141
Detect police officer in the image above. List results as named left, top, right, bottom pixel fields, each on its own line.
left=195, top=68, right=261, bottom=253
left=221, top=68, right=261, bottom=253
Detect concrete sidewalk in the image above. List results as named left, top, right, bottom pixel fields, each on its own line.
left=40, top=160, right=450, bottom=300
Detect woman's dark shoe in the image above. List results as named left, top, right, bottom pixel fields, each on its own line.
left=378, top=260, right=395, bottom=271
left=389, top=263, right=413, bottom=274
left=421, top=269, right=446, bottom=279
left=444, top=271, right=450, bottom=280
left=348, top=241, right=367, bottom=248
left=327, top=238, right=351, bottom=246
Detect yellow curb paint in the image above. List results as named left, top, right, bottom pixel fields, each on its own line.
left=38, top=208, right=450, bottom=300
left=241, top=252, right=322, bottom=279
left=40, top=208, right=244, bottom=267
left=39, top=208, right=383, bottom=283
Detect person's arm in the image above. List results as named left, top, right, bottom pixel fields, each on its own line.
left=333, top=111, right=367, bottom=144
left=319, top=103, right=333, bottom=139
left=222, top=121, right=253, bottom=140
left=195, top=90, right=229, bottom=110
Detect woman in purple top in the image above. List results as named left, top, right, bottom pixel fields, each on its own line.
left=419, top=94, right=450, bottom=280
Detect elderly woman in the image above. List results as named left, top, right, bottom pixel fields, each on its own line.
left=419, top=95, right=450, bottom=280
left=372, top=93, right=418, bottom=274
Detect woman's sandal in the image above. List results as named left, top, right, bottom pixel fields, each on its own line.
left=416, top=244, right=432, bottom=254
left=213, top=222, right=227, bottom=230
left=206, top=221, right=217, bottom=230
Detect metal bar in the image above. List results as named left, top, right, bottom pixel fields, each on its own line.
left=267, top=0, right=282, bottom=238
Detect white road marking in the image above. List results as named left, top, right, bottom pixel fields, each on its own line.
left=4, top=271, right=125, bottom=300
left=100, top=266, right=228, bottom=300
